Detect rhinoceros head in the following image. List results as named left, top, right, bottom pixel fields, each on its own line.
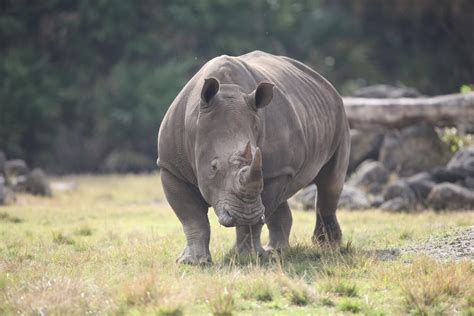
left=195, top=77, right=274, bottom=227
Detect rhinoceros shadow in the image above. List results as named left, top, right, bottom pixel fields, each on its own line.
left=217, top=242, right=400, bottom=276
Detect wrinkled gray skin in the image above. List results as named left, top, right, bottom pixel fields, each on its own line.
left=157, top=51, right=350, bottom=264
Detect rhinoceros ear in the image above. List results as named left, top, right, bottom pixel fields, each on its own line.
left=201, top=77, right=220, bottom=105
left=248, top=82, right=274, bottom=111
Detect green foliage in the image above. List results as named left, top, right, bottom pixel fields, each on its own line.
left=461, top=85, right=473, bottom=94
left=441, top=128, right=473, bottom=153
left=338, top=299, right=361, bottom=313
left=1, top=1, right=473, bottom=172
left=334, top=281, right=358, bottom=297
left=0, top=212, right=23, bottom=224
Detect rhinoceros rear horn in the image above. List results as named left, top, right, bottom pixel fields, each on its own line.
left=242, top=141, right=252, bottom=160
left=248, top=82, right=274, bottom=111
left=201, top=77, right=220, bottom=105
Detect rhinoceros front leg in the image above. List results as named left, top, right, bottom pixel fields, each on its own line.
left=265, top=201, right=292, bottom=251
left=160, top=169, right=212, bottom=264
left=235, top=224, right=266, bottom=257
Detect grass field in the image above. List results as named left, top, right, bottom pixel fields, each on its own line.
left=0, top=173, right=473, bottom=315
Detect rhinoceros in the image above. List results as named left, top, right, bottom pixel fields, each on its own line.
left=157, top=51, right=350, bottom=264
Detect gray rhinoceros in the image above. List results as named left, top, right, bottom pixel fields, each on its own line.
left=157, top=51, right=350, bottom=264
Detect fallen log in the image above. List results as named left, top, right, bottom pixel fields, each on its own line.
left=343, top=92, right=474, bottom=130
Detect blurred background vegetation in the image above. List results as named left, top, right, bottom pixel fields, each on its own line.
left=1, top=0, right=473, bottom=173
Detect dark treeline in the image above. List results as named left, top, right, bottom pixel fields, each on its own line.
left=1, top=0, right=473, bottom=173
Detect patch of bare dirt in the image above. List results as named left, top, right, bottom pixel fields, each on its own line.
left=402, top=226, right=473, bottom=261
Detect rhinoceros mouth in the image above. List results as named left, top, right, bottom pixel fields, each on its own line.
left=215, top=198, right=265, bottom=227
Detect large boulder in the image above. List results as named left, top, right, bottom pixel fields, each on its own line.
left=348, top=160, right=390, bottom=194
left=380, top=197, right=413, bottom=212
left=0, top=150, right=6, bottom=174
left=295, top=184, right=317, bottom=210
left=0, top=183, right=16, bottom=206
left=26, top=168, right=52, bottom=196
left=291, top=183, right=371, bottom=211
left=404, top=172, right=436, bottom=201
left=338, top=185, right=371, bottom=210
left=351, top=84, right=423, bottom=98
left=4, top=159, right=29, bottom=191
left=447, top=146, right=474, bottom=177
left=426, top=183, right=474, bottom=210
left=379, top=124, right=452, bottom=177
left=381, top=180, right=418, bottom=211
left=348, top=129, right=385, bottom=173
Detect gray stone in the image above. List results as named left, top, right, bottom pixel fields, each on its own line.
left=338, top=185, right=370, bottom=210
left=0, top=150, right=6, bottom=174
left=426, top=183, right=474, bottom=211
left=348, top=160, right=390, bottom=194
left=295, top=183, right=371, bottom=211
left=26, top=168, right=52, bottom=197
left=404, top=172, right=436, bottom=201
left=382, top=180, right=418, bottom=211
left=430, top=166, right=465, bottom=183
left=380, top=197, right=413, bottom=212
left=352, top=84, right=423, bottom=98
left=4, top=159, right=29, bottom=191
left=0, top=183, right=16, bottom=206
left=348, top=129, right=385, bottom=173
left=383, top=180, right=417, bottom=204
left=296, top=184, right=317, bottom=210
left=447, top=146, right=474, bottom=177
left=379, top=124, right=452, bottom=177
left=465, top=177, right=474, bottom=189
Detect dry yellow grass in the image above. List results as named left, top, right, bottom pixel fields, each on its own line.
left=0, top=173, right=472, bottom=315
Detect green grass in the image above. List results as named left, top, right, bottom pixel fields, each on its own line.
left=0, top=173, right=472, bottom=315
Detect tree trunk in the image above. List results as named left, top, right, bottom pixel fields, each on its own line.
left=343, top=92, right=474, bottom=131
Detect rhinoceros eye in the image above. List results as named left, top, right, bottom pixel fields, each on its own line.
left=210, top=159, right=219, bottom=175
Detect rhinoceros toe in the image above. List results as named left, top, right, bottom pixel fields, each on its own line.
left=176, top=247, right=212, bottom=265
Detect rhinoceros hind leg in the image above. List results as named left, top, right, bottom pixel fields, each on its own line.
left=160, top=169, right=212, bottom=265
left=234, top=224, right=266, bottom=257
left=265, top=201, right=292, bottom=251
left=312, top=138, right=349, bottom=245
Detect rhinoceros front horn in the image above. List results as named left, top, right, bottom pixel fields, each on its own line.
left=238, top=146, right=263, bottom=195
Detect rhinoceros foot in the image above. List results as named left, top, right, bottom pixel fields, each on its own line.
left=234, top=243, right=267, bottom=259
left=176, top=246, right=212, bottom=265
left=312, top=214, right=342, bottom=246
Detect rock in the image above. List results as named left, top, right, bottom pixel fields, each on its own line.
left=4, top=159, right=29, bottom=191
left=338, top=185, right=370, bottom=210
left=348, top=129, right=385, bottom=173
left=380, top=197, right=413, bottom=212
left=296, top=184, right=317, bottom=210
left=102, top=150, right=156, bottom=173
left=0, top=183, right=16, bottom=205
left=370, top=195, right=385, bottom=208
left=351, top=84, right=423, bottom=98
left=26, top=168, right=52, bottom=196
left=465, top=177, right=474, bottom=189
left=293, top=183, right=371, bottom=211
left=348, top=160, right=390, bottom=194
left=429, top=166, right=465, bottom=183
left=426, top=183, right=474, bottom=210
left=0, top=150, right=6, bottom=174
left=447, top=146, right=474, bottom=177
left=404, top=172, right=436, bottom=201
left=379, top=124, right=452, bottom=177
left=382, top=180, right=418, bottom=211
